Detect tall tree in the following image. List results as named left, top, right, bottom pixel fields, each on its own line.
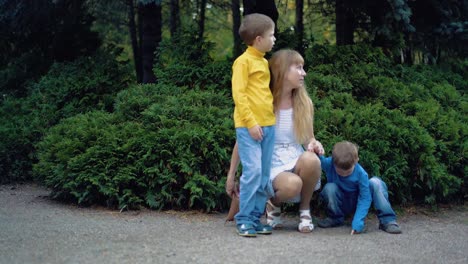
left=318, top=0, right=414, bottom=50
left=242, top=0, right=278, bottom=26
left=170, top=0, right=181, bottom=37
left=231, top=0, right=242, bottom=57
left=197, top=0, right=207, bottom=39
left=335, top=0, right=354, bottom=45
left=127, top=0, right=142, bottom=82
left=0, top=0, right=100, bottom=96
left=295, top=0, right=304, bottom=54
left=139, top=0, right=162, bottom=83
left=407, top=0, right=467, bottom=64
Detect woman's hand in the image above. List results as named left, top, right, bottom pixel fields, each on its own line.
left=226, top=174, right=239, bottom=198
left=307, top=139, right=325, bottom=155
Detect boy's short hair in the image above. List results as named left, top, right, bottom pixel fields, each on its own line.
left=239, top=13, right=274, bottom=46
left=332, top=141, right=359, bottom=170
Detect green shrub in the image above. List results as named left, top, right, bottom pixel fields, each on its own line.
left=113, top=83, right=183, bottom=120
left=0, top=48, right=131, bottom=184
left=34, top=111, right=149, bottom=208
left=154, top=29, right=231, bottom=90
left=313, top=93, right=462, bottom=204
left=32, top=42, right=466, bottom=211
left=137, top=89, right=234, bottom=210
left=29, top=48, right=131, bottom=122
left=307, top=44, right=466, bottom=204
left=0, top=96, right=36, bottom=183
left=34, top=86, right=235, bottom=211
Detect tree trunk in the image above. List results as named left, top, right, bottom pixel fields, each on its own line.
left=170, top=0, right=180, bottom=37
left=242, top=0, right=278, bottom=26
left=138, top=4, right=142, bottom=58
left=335, top=0, right=354, bottom=45
left=401, top=32, right=413, bottom=65
left=139, top=2, right=161, bottom=84
left=127, top=0, right=142, bottom=83
left=198, top=0, right=206, bottom=39
left=295, top=0, right=304, bottom=55
left=231, top=0, right=242, bottom=58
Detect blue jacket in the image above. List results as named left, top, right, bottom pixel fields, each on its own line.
left=319, top=156, right=372, bottom=232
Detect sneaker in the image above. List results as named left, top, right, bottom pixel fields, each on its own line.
left=379, top=222, right=402, bottom=234
left=237, top=224, right=257, bottom=237
left=254, top=221, right=273, bottom=235
left=317, top=218, right=343, bottom=228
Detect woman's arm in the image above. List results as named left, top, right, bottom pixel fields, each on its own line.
left=226, top=142, right=240, bottom=198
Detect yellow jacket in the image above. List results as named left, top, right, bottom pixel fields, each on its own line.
left=231, top=46, right=275, bottom=128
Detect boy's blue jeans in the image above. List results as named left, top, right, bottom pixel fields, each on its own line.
left=320, top=177, right=397, bottom=225
left=235, top=126, right=275, bottom=226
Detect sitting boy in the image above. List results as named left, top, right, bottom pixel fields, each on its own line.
left=317, top=141, right=402, bottom=234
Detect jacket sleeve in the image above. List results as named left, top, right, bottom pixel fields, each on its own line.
left=351, top=171, right=372, bottom=232
left=231, top=60, right=257, bottom=128
left=319, top=156, right=333, bottom=182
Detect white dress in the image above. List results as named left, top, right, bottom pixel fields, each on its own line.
left=270, top=108, right=304, bottom=179
left=268, top=108, right=321, bottom=202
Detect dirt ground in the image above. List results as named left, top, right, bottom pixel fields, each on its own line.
left=0, top=183, right=467, bottom=264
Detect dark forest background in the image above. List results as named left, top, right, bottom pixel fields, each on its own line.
left=0, top=0, right=466, bottom=211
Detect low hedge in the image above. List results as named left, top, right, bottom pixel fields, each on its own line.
left=30, top=43, right=467, bottom=210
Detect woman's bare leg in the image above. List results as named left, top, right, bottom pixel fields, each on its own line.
left=270, top=172, right=302, bottom=206
left=294, top=151, right=321, bottom=210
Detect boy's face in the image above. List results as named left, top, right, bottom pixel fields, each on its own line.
left=256, top=28, right=276, bottom=52
left=335, top=164, right=355, bottom=177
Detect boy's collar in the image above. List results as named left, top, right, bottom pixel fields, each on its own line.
left=246, top=46, right=265, bottom=57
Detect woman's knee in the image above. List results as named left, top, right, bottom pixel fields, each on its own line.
left=273, top=174, right=302, bottom=196
left=287, top=176, right=303, bottom=194
left=300, top=152, right=320, bottom=167
left=296, top=152, right=321, bottom=178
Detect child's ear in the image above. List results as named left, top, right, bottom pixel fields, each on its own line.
left=254, top=35, right=262, bottom=44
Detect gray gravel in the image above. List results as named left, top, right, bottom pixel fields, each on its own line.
left=0, top=183, right=467, bottom=264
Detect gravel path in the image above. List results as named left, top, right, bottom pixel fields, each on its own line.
left=0, top=183, right=467, bottom=264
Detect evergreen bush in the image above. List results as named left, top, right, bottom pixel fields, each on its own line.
left=30, top=42, right=466, bottom=210
left=34, top=86, right=235, bottom=211
left=154, top=29, right=231, bottom=90
left=0, top=48, right=131, bottom=184
left=307, top=44, right=466, bottom=204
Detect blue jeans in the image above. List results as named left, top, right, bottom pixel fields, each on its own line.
left=369, top=177, right=397, bottom=224
left=235, top=126, right=275, bottom=226
left=320, top=177, right=397, bottom=225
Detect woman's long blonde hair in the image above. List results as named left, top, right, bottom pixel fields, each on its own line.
left=269, top=49, right=315, bottom=144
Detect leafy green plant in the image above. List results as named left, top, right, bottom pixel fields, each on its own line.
left=31, top=42, right=466, bottom=211
left=34, top=85, right=235, bottom=211
left=154, top=29, right=231, bottom=90
left=307, top=44, right=466, bottom=204
left=0, top=48, right=131, bottom=184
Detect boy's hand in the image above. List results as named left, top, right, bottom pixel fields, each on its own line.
left=248, top=125, right=263, bottom=141
left=351, top=230, right=360, bottom=235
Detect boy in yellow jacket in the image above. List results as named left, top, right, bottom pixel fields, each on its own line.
left=231, top=13, right=276, bottom=237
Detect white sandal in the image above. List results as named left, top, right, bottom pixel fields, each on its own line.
left=298, top=210, right=314, bottom=233
left=266, top=200, right=283, bottom=229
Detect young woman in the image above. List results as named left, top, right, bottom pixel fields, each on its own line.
left=226, top=49, right=324, bottom=233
